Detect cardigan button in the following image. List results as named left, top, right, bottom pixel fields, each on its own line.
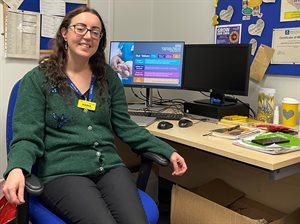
left=88, top=126, right=93, bottom=131
left=96, top=151, right=101, bottom=157
left=99, top=167, right=104, bottom=172
left=94, top=141, right=99, bottom=147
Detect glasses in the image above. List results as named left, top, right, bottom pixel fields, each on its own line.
left=69, top=23, right=103, bottom=39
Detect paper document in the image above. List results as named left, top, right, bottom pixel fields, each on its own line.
left=5, top=9, right=40, bottom=59
left=250, top=44, right=275, bottom=82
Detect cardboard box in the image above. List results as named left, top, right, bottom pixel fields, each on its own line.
left=171, top=179, right=300, bottom=224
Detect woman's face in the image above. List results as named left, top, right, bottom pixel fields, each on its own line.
left=61, top=12, right=102, bottom=60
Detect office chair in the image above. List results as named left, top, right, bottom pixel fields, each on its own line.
left=6, top=80, right=169, bottom=224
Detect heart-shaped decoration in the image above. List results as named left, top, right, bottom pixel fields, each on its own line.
left=249, top=38, right=257, bottom=55
left=248, top=19, right=265, bottom=36
left=287, top=0, right=300, bottom=10
left=220, top=5, right=234, bottom=22
left=283, top=109, right=295, bottom=120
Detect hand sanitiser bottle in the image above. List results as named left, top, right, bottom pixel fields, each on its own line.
left=273, top=105, right=279, bottom=125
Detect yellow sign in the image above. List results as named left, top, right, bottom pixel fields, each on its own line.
left=77, top=99, right=96, bottom=111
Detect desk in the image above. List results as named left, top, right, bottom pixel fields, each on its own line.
left=146, top=120, right=300, bottom=179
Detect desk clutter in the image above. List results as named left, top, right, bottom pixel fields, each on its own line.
left=207, top=115, right=300, bottom=155
left=171, top=179, right=300, bottom=224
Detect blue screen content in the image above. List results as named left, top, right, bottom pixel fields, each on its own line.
left=109, top=41, right=184, bottom=88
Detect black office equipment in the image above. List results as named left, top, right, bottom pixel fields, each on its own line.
left=216, top=0, right=300, bottom=76
left=183, top=44, right=251, bottom=102
left=184, top=101, right=249, bottom=119
left=157, top=121, right=173, bottom=130
left=109, top=41, right=185, bottom=108
left=182, top=44, right=251, bottom=118
left=128, top=111, right=183, bottom=120
left=178, top=118, right=193, bottom=128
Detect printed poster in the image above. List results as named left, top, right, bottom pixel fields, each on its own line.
left=215, top=24, right=242, bottom=44
left=280, top=0, right=300, bottom=21
left=272, top=27, right=300, bottom=64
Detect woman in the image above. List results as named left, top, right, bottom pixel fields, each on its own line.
left=3, top=6, right=187, bottom=224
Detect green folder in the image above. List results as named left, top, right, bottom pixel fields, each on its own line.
left=233, top=132, right=300, bottom=154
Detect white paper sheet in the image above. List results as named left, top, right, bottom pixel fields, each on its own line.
left=3, top=0, right=24, bottom=10
left=40, top=0, right=66, bottom=16
left=41, top=15, right=64, bottom=38
left=5, top=9, right=40, bottom=59
left=280, top=0, right=300, bottom=22
left=272, top=28, right=300, bottom=64
left=64, top=0, right=87, bottom=4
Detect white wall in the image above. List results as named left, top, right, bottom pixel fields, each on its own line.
left=110, top=0, right=300, bottom=113
left=1, top=1, right=300, bottom=204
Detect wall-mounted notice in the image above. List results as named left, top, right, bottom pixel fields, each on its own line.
left=280, top=0, right=300, bottom=22
left=5, top=9, right=40, bottom=59
left=214, top=24, right=242, bottom=44
left=272, top=27, right=300, bottom=64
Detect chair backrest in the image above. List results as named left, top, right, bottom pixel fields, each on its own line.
left=6, top=80, right=21, bottom=153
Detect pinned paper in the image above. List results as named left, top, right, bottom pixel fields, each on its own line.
left=242, top=15, right=251, bottom=20
left=242, top=7, right=253, bottom=16
left=248, top=19, right=265, bottom=36
left=250, top=44, right=275, bottom=82
left=212, top=15, right=219, bottom=26
left=3, top=0, right=24, bottom=10
left=220, top=5, right=234, bottom=22
left=249, top=38, right=258, bottom=55
left=288, top=0, right=300, bottom=10
left=248, top=0, right=263, bottom=7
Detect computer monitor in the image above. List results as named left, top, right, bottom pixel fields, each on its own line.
left=109, top=41, right=185, bottom=108
left=183, top=44, right=251, bottom=105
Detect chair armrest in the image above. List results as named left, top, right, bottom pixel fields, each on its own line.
left=17, top=175, right=44, bottom=224
left=140, top=152, right=169, bottom=167
left=137, top=152, right=170, bottom=191
left=25, top=175, right=44, bottom=196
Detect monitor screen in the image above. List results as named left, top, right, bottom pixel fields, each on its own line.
left=109, top=41, right=185, bottom=88
left=183, top=44, right=251, bottom=97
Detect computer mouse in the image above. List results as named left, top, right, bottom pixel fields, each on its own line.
left=157, top=121, right=173, bottom=130
left=178, top=118, right=193, bottom=128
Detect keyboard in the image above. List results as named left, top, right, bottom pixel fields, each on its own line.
left=129, top=111, right=183, bottom=120
left=130, top=115, right=156, bottom=127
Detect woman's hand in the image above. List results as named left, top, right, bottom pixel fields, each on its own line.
left=170, top=152, right=187, bottom=176
left=3, top=168, right=25, bottom=205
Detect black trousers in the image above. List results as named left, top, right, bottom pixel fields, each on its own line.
left=40, top=166, right=148, bottom=224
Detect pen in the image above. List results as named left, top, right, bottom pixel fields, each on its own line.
left=227, top=125, right=240, bottom=131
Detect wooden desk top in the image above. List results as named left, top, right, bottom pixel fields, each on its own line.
left=147, top=120, right=300, bottom=171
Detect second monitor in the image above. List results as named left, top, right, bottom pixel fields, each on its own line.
left=183, top=44, right=251, bottom=105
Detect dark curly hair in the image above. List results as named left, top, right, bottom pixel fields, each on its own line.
left=39, top=6, right=107, bottom=100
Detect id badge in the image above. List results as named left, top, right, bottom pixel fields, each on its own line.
left=77, top=99, right=96, bottom=111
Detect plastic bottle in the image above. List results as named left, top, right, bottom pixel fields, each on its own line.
left=273, top=105, right=279, bottom=124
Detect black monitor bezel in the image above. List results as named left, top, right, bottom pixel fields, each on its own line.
left=182, top=43, right=251, bottom=96
left=109, top=40, right=185, bottom=89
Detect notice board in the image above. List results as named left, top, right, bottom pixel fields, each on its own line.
left=216, top=0, right=300, bottom=76
left=7, top=0, right=88, bottom=54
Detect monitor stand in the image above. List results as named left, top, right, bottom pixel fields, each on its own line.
left=128, top=88, right=165, bottom=112
left=194, top=92, right=237, bottom=106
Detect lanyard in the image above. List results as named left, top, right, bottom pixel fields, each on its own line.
left=66, top=76, right=95, bottom=101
